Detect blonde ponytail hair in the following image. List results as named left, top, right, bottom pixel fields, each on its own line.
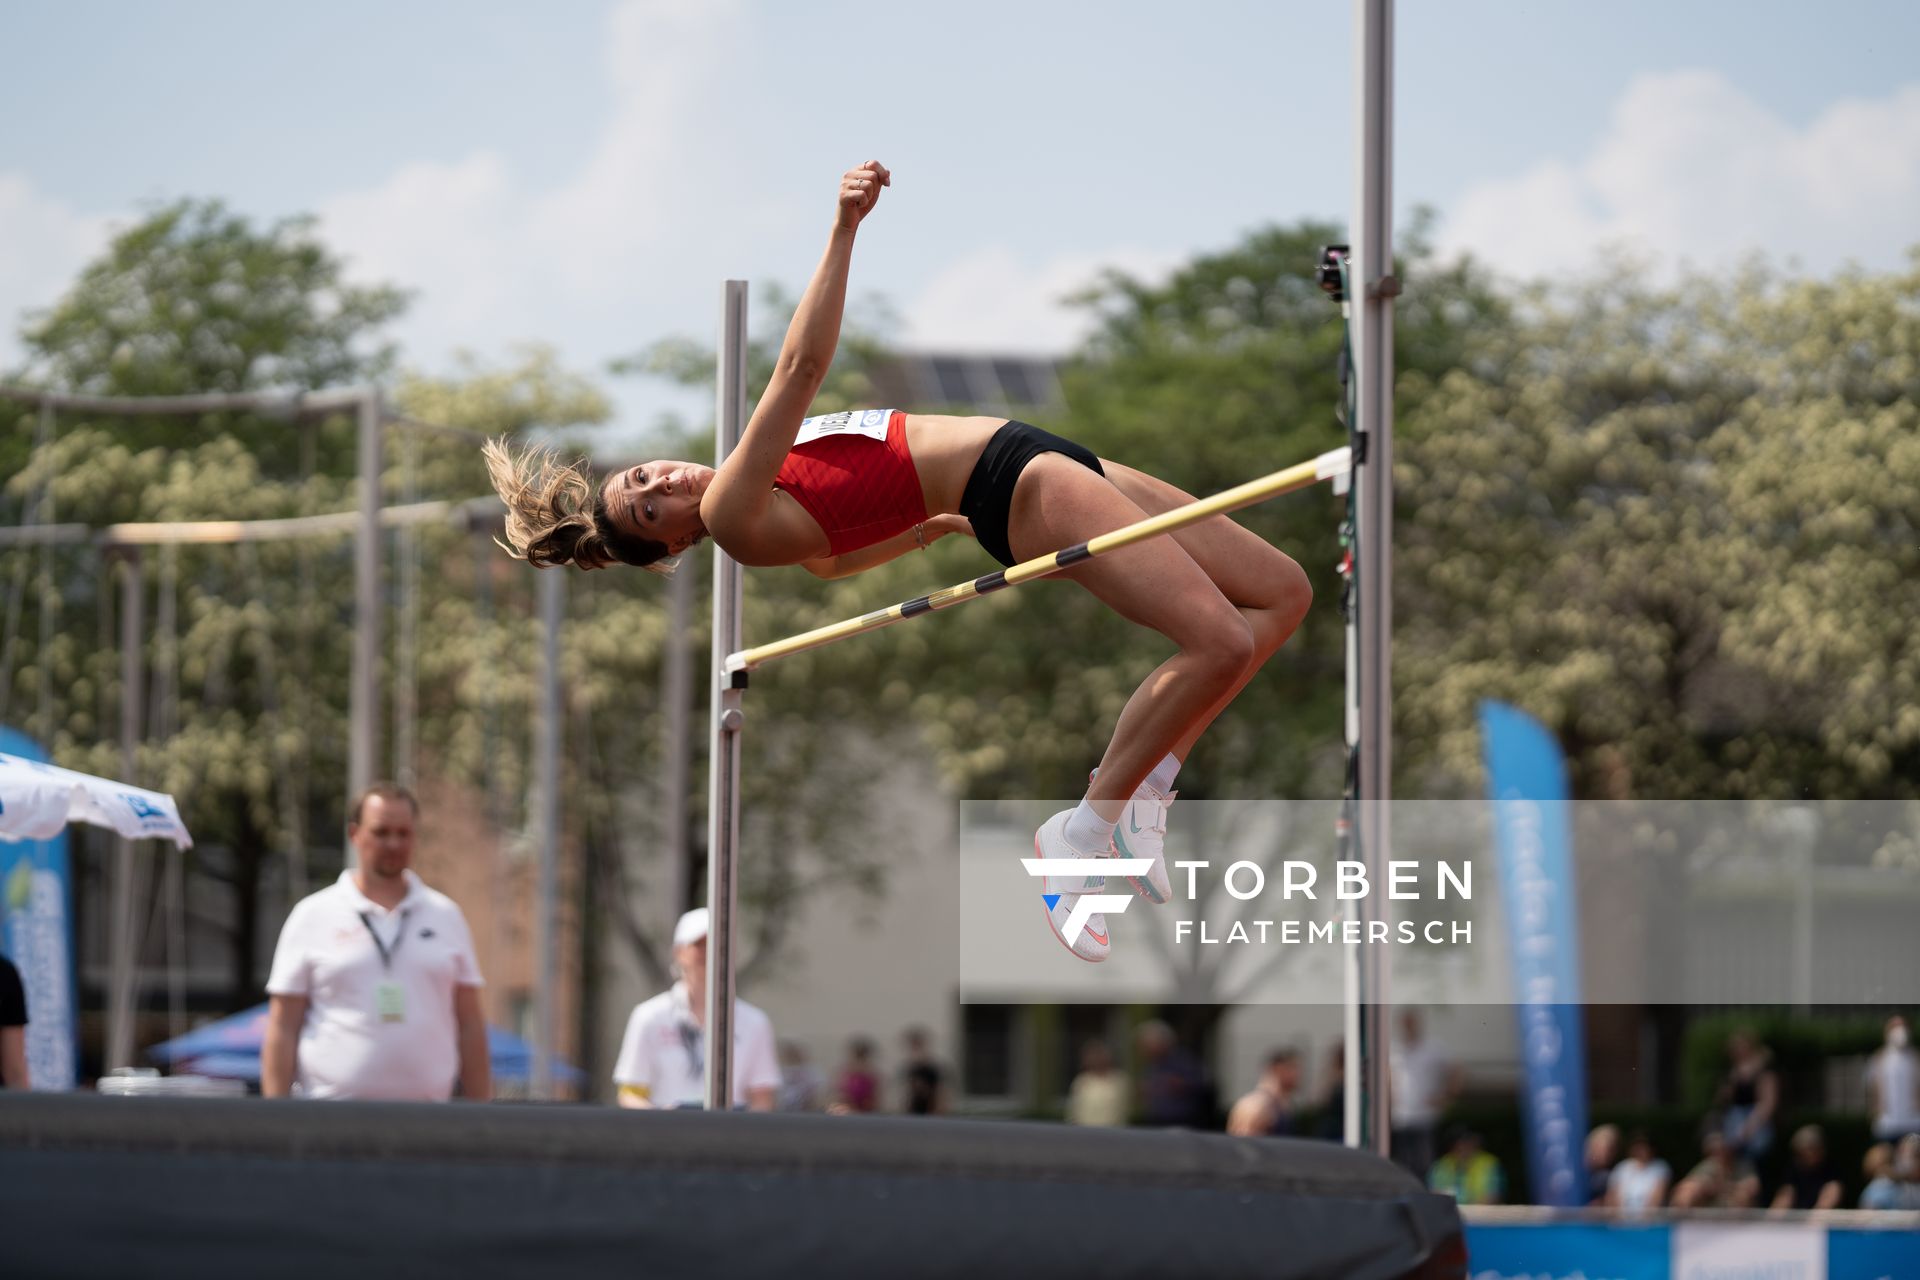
left=482, top=437, right=678, bottom=575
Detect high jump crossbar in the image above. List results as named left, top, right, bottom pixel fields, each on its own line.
left=722, top=445, right=1352, bottom=680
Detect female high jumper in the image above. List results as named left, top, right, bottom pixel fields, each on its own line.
left=484, top=162, right=1312, bottom=963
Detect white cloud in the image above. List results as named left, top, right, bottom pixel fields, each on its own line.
left=527, top=0, right=748, bottom=292
left=315, top=0, right=761, bottom=412
left=320, top=152, right=519, bottom=339
left=1441, top=71, right=1920, bottom=279
left=0, top=175, right=110, bottom=367
left=902, top=245, right=1181, bottom=354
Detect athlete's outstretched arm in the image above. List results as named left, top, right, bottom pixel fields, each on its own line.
left=703, top=161, right=890, bottom=553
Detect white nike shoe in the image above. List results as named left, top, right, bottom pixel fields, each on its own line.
left=1033, top=810, right=1111, bottom=963
left=1092, top=770, right=1176, bottom=905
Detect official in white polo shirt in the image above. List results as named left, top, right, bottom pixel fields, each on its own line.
left=262, top=783, right=491, bottom=1101
left=613, top=908, right=780, bottom=1110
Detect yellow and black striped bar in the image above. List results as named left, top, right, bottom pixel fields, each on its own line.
left=723, top=445, right=1350, bottom=682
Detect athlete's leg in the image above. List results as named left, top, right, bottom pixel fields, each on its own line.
left=1099, top=460, right=1313, bottom=763
left=1006, top=454, right=1256, bottom=818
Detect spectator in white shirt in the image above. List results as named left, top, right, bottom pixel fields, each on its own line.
left=612, top=908, right=779, bottom=1110
left=1867, top=1014, right=1920, bottom=1143
left=263, top=784, right=490, bottom=1101
left=1606, top=1130, right=1672, bottom=1214
left=1389, top=1010, right=1460, bottom=1178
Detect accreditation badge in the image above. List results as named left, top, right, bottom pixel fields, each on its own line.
left=375, top=981, right=407, bottom=1024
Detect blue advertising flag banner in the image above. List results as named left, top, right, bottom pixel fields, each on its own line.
left=1464, top=1223, right=1670, bottom=1280
left=1479, top=701, right=1589, bottom=1208
left=0, top=726, right=78, bottom=1090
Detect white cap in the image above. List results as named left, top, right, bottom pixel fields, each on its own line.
left=673, top=907, right=710, bottom=948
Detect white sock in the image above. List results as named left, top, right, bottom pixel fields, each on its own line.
left=1148, top=752, right=1182, bottom=794
left=1063, top=797, right=1117, bottom=853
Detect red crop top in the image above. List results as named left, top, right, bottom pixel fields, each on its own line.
left=773, top=409, right=928, bottom=557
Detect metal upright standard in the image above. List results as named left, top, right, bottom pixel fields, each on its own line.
left=350, top=389, right=384, bottom=811
left=1349, top=0, right=1399, bottom=1159
left=106, top=548, right=145, bottom=1072
left=704, top=281, right=750, bottom=1112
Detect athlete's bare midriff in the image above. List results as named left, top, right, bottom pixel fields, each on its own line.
left=900, top=414, right=1009, bottom=516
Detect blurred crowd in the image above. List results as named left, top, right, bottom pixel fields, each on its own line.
left=1566, top=1018, right=1920, bottom=1214
left=1414, top=1017, right=1920, bottom=1213
left=764, top=1006, right=1920, bottom=1216
left=771, top=1027, right=951, bottom=1117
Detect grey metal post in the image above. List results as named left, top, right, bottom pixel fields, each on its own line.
left=704, top=280, right=749, bottom=1111
left=0, top=399, right=54, bottom=731
left=664, top=566, right=694, bottom=914
left=37, top=397, right=56, bottom=742
left=349, top=389, right=384, bottom=836
left=106, top=548, right=145, bottom=1071
left=533, top=566, right=564, bottom=1098
left=1351, top=0, right=1398, bottom=1159
left=395, top=429, right=420, bottom=788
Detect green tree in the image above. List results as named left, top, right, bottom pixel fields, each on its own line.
left=1394, top=253, right=1920, bottom=800
left=2, top=201, right=414, bottom=1009
left=20, top=200, right=407, bottom=397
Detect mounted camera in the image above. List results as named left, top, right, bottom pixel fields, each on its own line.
left=1316, top=244, right=1350, bottom=302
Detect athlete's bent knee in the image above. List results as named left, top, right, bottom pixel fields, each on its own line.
left=1193, top=616, right=1257, bottom=682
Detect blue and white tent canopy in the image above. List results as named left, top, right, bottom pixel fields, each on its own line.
left=0, top=752, right=193, bottom=848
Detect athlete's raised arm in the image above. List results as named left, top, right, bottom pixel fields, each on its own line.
left=702, top=161, right=890, bottom=550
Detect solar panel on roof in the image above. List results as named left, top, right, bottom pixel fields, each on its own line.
left=931, top=357, right=973, bottom=404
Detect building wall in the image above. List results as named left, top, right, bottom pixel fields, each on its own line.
left=407, top=775, right=584, bottom=1093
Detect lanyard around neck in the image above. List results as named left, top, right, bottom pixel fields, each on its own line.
left=358, top=908, right=412, bottom=972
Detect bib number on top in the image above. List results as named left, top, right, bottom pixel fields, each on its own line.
left=794, top=409, right=894, bottom=446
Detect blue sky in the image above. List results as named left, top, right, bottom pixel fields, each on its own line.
left=4, top=1, right=1918, bottom=445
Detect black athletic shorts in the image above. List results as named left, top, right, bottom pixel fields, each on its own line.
left=958, top=420, right=1105, bottom=568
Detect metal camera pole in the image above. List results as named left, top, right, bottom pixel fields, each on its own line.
left=1319, top=0, right=1399, bottom=1160
left=1352, top=0, right=1398, bottom=1159
left=704, top=281, right=749, bottom=1111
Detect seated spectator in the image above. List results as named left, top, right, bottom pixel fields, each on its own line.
left=900, top=1026, right=949, bottom=1116
left=1427, top=1127, right=1506, bottom=1206
left=1067, top=1040, right=1129, bottom=1128
left=1313, top=1039, right=1347, bottom=1142
left=1861, top=1134, right=1920, bottom=1210
left=777, top=1040, right=824, bottom=1112
left=833, top=1036, right=880, bottom=1114
left=1606, top=1130, right=1672, bottom=1214
left=1136, top=1020, right=1213, bottom=1129
left=1860, top=1142, right=1901, bottom=1210
left=1671, top=1128, right=1761, bottom=1209
left=1771, top=1124, right=1843, bottom=1211
left=1585, top=1123, right=1621, bottom=1205
left=1227, top=1049, right=1303, bottom=1137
